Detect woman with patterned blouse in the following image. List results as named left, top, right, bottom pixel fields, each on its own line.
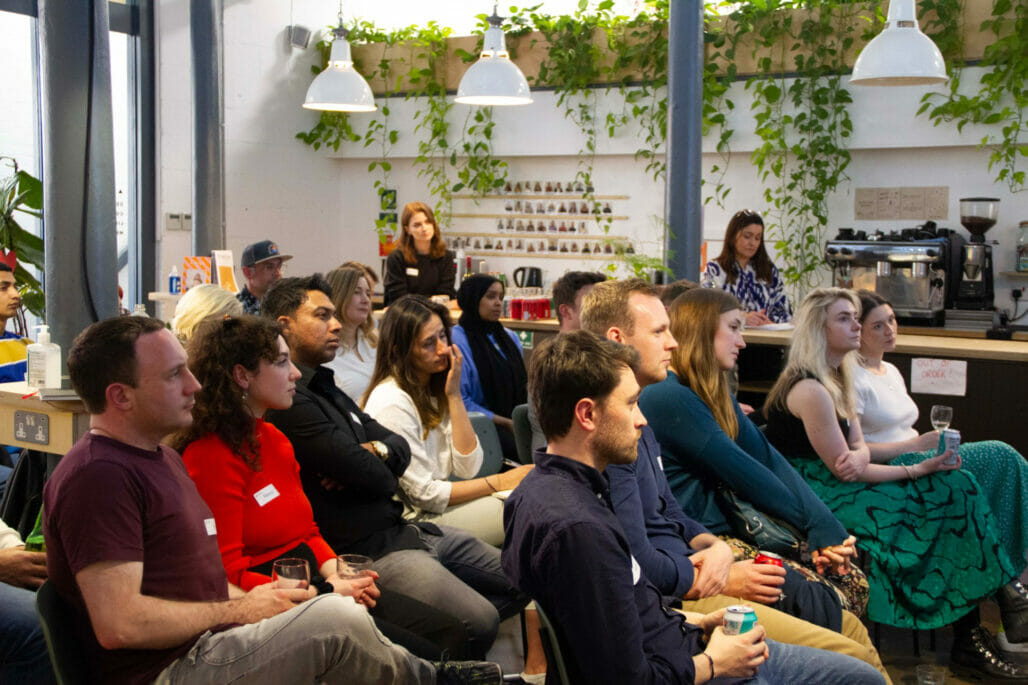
left=703, top=209, right=792, bottom=325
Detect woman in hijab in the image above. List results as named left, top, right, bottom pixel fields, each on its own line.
left=450, top=275, right=527, bottom=458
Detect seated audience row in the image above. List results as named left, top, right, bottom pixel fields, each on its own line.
left=43, top=315, right=500, bottom=683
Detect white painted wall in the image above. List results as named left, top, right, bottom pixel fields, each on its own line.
left=155, top=1, right=1028, bottom=316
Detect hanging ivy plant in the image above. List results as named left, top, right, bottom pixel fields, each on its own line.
left=918, top=0, right=1028, bottom=192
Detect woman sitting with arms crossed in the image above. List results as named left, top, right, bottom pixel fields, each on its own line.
left=363, top=295, right=532, bottom=547
left=640, top=288, right=868, bottom=617
left=763, top=287, right=1028, bottom=682
left=855, top=289, right=1028, bottom=643
left=174, top=315, right=469, bottom=660
left=324, top=266, right=377, bottom=402
left=451, top=274, right=527, bottom=459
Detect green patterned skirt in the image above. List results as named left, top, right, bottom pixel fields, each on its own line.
left=786, top=453, right=1019, bottom=630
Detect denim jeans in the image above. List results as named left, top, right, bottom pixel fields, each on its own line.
left=0, top=581, right=54, bottom=684
left=155, top=594, right=434, bottom=684
left=374, top=524, right=528, bottom=659
left=725, top=638, right=886, bottom=684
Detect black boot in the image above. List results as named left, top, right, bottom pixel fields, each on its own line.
left=434, top=660, right=503, bottom=685
left=950, top=624, right=1028, bottom=682
left=999, top=581, right=1028, bottom=644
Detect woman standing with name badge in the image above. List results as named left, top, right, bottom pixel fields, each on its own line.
left=384, top=202, right=457, bottom=306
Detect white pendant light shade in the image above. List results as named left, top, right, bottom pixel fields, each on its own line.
left=303, top=27, right=376, bottom=112
left=850, top=0, right=947, bottom=86
left=455, top=12, right=532, bottom=106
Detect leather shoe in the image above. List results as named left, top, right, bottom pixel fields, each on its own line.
left=950, top=625, right=1028, bottom=682
left=999, top=581, right=1028, bottom=644
left=434, top=660, right=503, bottom=685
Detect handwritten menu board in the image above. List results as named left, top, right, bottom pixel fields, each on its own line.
left=855, top=186, right=948, bottom=221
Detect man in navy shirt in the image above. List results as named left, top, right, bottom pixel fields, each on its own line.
left=502, top=331, right=884, bottom=684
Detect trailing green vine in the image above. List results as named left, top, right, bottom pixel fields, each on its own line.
left=918, top=0, right=1028, bottom=192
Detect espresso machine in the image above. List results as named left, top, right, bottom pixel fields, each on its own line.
left=825, top=223, right=964, bottom=326
left=954, top=197, right=998, bottom=310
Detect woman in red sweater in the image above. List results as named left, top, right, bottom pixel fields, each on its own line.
left=174, top=315, right=468, bottom=658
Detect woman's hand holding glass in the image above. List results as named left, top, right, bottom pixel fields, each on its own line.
left=914, top=430, right=942, bottom=452
left=326, top=555, right=380, bottom=609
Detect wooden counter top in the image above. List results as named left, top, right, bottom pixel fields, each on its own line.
left=500, top=318, right=1028, bottom=363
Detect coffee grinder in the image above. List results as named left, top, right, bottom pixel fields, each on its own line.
left=955, top=197, right=998, bottom=310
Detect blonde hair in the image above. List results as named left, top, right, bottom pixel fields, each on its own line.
left=766, top=287, right=860, bottom=419
left=579, top=278, right=659, bottom=337
left=669, top=289, right=742, bottom=439
left=326, top=267, right=378, bottom=347
left=172, top=284, right=244, bottom=342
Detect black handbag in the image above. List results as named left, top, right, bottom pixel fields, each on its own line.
left=716, top=487, right=805, bottom=560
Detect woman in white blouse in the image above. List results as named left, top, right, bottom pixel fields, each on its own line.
left=855, top=289, right=1028, bottom=641
left=363, top=295, right=532, bottom=547
left=325, top=266, right=377, bottom=402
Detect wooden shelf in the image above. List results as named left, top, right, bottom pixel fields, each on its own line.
left=453, top=213, right=627, bottom=221
left=450, top=231, right=628, bottom=240
left=462, top=250, right=624, bottom=261
left=999, top=271, right=1028, bottom=279
left=453, top=194, right=629, bottom=201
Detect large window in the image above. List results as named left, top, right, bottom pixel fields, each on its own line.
left=0, top=0, right=154, bottom=317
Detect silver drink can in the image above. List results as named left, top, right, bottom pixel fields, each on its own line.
left=938, top=428, right=960, bottom=465
left=723, top=605, right=757, bottom=635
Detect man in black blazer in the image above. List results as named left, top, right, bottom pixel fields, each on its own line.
left=263, top=275, right=525, bottom=659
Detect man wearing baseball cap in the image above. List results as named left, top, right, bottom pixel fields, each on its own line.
left=237, top=240, right=293, bottom=315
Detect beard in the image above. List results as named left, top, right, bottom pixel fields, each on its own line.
left=594, top=418, right=639, bottom=466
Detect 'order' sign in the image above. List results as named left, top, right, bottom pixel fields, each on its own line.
left=909, top=358, right=967, bottom=396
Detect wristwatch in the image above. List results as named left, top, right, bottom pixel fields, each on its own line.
left=369, top=440, right=389, bottom=461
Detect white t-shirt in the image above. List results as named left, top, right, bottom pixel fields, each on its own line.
left=324, top=330, right=376, bottom=404
left=364, top=377, right=483, bottom=517
left=853, top=361, right=920, bottom=444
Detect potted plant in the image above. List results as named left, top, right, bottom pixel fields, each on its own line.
left=0, top=157, right=45, bottom=322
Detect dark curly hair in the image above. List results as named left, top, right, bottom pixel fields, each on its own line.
left=170, top=315, right=282, bottom=470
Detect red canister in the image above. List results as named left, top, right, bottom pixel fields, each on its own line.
left=511, top=298, right=524, bottom=320
left=754, top=551, right=784, bottom=567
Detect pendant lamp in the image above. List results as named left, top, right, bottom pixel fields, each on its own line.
left=455, top=5, right=533, bottom=106
left=303, top=4, right=376, bottom=112
left=850, top=0, right=947, bottom=86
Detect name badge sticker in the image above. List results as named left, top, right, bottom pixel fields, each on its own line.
left=656, top=456, right=664, bottom=472
left=630, top=555, right=642, bottom=585
left=350, top=411, right=362, bottom=425
left=204, top=518, right=217, bottom=536
left=254, top=484, right=280, bottom=507
left=406, top=267, right=419, bottom=276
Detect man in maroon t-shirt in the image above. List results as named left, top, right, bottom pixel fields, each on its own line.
left=43, top=316, right=499, bottom=685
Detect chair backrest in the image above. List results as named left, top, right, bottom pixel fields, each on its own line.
left=35, top=580, right=91, bottom=685
left=535, top=604, right=572, bottom=685
left=466, top=412, right=504, bottom=478
left=510, top=404, right=535, bottom=465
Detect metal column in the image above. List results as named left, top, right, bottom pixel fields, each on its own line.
left=37, top=0, right=119, bottom=370
left=664, top=1, right=704, bottom=281
left=190, top=0, right=225, bottom=255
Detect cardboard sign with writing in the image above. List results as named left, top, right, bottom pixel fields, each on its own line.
left=910, top=358, right=967, bottom=396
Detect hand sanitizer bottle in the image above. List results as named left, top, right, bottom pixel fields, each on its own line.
left=26, top=324, right=61, bottom=389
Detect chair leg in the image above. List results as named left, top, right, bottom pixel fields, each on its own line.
left=913, top=629, right=920, bottom=657
left=519, top=609, right=528, bottom=662
left=929, top=628, right=935, bottom=652
left=873, top=621, right=881, bottom=651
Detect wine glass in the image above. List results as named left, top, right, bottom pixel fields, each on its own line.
left=337, top=554, right=374, bottom=580
left=272, top=558, right=310, bottom=589
left=930, top=405, right=953, bottom=432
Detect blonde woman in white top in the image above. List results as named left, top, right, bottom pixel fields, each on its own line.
left=325, top=267, right=378, bottom=402
left=363, top=295, right=532, bottom=547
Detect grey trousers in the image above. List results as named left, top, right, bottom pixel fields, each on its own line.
left=154, top=594, right=435, bottom=684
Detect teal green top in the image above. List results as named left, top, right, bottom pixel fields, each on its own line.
left=639, top=371, right=848, bottom=551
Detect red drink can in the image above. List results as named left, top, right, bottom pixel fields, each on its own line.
left=754, top=551, right=784, bottom=567
left=511, top=298, right=523, bottom=320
